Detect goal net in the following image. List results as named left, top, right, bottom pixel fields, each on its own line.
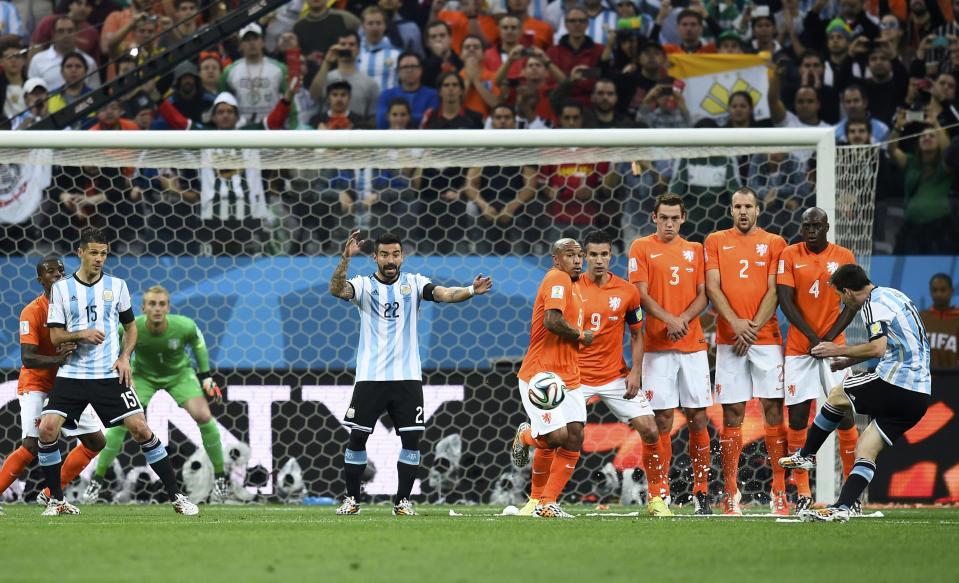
left=0, top=128, right=877, bottom=508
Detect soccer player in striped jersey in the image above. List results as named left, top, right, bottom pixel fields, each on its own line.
left=776, top=208, right=859, bottom=513
left=329, top=231, right=492, bottom=516
left=85, top=285, right=227, bottom=504
left=510, top=237, right=592, bottom=519
left=781, top=264, right=932, bottom=522
left=704, top=188, right=789, bottom=515
left=0, top=256, right=105, bottom=515
left=39, top=227, right=198, bottom=516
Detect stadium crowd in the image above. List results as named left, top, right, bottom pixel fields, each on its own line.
left=0, top=0, right=958, bottom=256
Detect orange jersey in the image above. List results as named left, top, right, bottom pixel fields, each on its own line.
left=627, top=235, right=707, bottom=353
left=704, top=228, right=786, bottom=345
left=578, top=273, right=643, bottom=386
left=17, top=294, right=58, bottom=394
left=776, top=242, right=856, bottom=356
left=518, top=268, right=584, bottom=388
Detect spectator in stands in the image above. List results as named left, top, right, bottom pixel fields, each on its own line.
left=553, top=0, right=617, bottom=46
left=540, top=101, right=616, bottom=244
left=46, top=51, right=94, bottom=122
left=905, top=1, right=946, bottom=53
left=823, top=20, right=854, bottom=95
left=459, top=34, right=499, bottom=117
left=546, top=7, right=604, bottom=106
left=665, top=9, right=716, bottom=54
left=264, top=0, right=303, bottom=54
left=310, top=31, right=379, bottom=124
left=101, top=0, right=156, bottom=60
left=636, top=76, right=691, bottom=128
left=747, top=151, right=807, bottom=237
left=10, top=77, right=47, bottom=129
left=802, top=0, right=880, bottom=53
left=433, top=0, right=499, bottom=52
left=888, top=113, right=957, bottom=253
left=0, top=38, right=26, bottom=127
left=359, top=6, right=400, bottom=90
left=921, top=273, right=959, bottom=369
left=379, top=0, right=422, bottom=56
left=154, top=61, right=214, bottom=128
left=835, top=84, right=891, bottom=141
left=716, top=30, right=747, bottom=54
left=0, top=0, right=21, bottom=39
left=220, top=23, right=293, bottom=126
left=497, top=51, right=565, bottom=124
left=842, top=115, right=901, bottom=253
left=797, top=51, right=841, bottom=123
left=33, top=0, right=100, bottom=62
left=270, top=31, right=318, bottom=129
left=483, top=14, right=524, bottom=80
left=613, top=40, right=666, bottom=120
left=374, top=51, right=438, bottom=128
left=506, top=0, right=553, bottom=50
left=927, top=71, right=959, bottom=137
left=112, top=53, right=154, bottom=121
left=423, top=20, right=462, bottom=89
left=862, top=44, right=909, bottom=124
left=583, top=76, right=632, bottom=128
left=511, top=80, right=553, bottom=128
left=879, top=13, right=905, bottom=59
left=159, top=0, right=199, bottom=51
left=293, top=0, right=360, bottom=83
left=464, top=104, right=538, bottom=254
left=421, top=71, right=484, bottom=129
left=773, top=85, right=831, bottom=130
left=27, top=16, right=98, bottom=91
left=750, top=11, right=782, bottom=55
left=310, top=80, right=365, bottom=129
left=198, top=51, right=224, bottom=96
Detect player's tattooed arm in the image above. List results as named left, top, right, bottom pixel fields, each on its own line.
left=776, top=284, right=820, bottom=348
left=544, top=309, right=594, bottom=346
left=49, top=326, right=105, bottom=346
left=330, top=230, right=364, bottom=300
left=432, top=274, right=493, bottom=303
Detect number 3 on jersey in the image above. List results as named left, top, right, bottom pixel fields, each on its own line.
left=670, top=266, right=679, bottom=286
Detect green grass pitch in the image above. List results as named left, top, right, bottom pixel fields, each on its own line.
left=1, top=505, right=957, bottom=583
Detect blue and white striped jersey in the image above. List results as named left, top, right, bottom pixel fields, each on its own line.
left=554, top=9, right=621, bottom=46
left=359, top=39, right=400, bottom=91
left=861, top=287, right=931, bottom=395
left=348, top=272, right=432, bottom=382
left=47, top=273, right=133, bottom=379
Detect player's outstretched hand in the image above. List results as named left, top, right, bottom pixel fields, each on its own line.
left=203, top=377, right=224, bottom=404
left=731, top=318, right=758, bottom=343
left=810, top=341, right=841, bottom=358
left=829, top=357, right=853, bottom=372
left=624, top=370, right=641, bottom=399
left=342, top=230, right=365, bottom=258
left=471, top=274, right=493, bottom=295
left=113, top=356, right=134, bottom=388
left=81, top=327, right=106, bottom=345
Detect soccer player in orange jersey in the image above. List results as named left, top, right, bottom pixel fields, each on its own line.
left=704, top=187, right=789, bottom=516
left=776, top=208, right=860, bottom=513
left=576, top=230, right=671, bottom=516
left=627, top=194, right=713, bottom=514
left=510, top=238, right=593, bottom=518
left=0, top=256, right=105, bottom=513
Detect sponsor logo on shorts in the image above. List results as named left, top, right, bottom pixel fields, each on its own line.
left=787, top=384, right=797, bottom=396
left=346, top=407, right=355, bottom=419
left=542, top=412, right=552, bottom=424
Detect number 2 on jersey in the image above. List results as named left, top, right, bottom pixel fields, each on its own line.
left=739, top=259, right=749, bottom=279
left=382, top=301, right=399, bottom=318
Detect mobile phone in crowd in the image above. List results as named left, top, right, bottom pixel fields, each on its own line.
left=286, top=48, right=302, bottom=83
left=672, top=78, right=686, bottom=93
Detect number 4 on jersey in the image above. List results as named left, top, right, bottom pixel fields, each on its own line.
left=809, top=280, right=820, bottom=298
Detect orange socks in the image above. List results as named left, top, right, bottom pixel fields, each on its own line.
left=0, top=446, right=36, bottom=492
left=837, top=427, right=859, bottom=480
left=787, top=427, right=811, bottom=497
left=764, top=423, right=788, bottom=493
left=689, top=428, right=711, bottom=495
left=540, top=448, right=580, bottom=505
left=530, top=448, right=555, bottom=500
left=520, top=426, right=550, bottom=450
left=641, top=438, right=666, bottom=499
left=720, top=426, right=743, bottom=496
left=658, top=431, right=673, bottom=497
left=42, top=444, right=99, bottom=497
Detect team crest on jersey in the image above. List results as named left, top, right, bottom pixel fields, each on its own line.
left=787, top=384, right=797, bottom=397
left=542, top=412, right=551, bottom=424
left=756, top=243, right=768, bottom=256
left=102, top=290, right=114, bottom=302
left=645, top=389, right=653, bottom=403
left=683, top=250, right=695, bottom=263
left=608, top=296, right=622, bottom=311
left=826, top=261, right=839, bottom=274
left=168, top=339, right=180, bottom=350
left=400, top=284, right=412, bottom=295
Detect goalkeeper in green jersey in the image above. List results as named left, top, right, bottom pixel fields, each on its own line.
left=84, top=285, right=228, bottom=503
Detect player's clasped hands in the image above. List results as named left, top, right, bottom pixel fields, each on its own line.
left=80, top=327, right=106, bottom=345
left=56, top=342, right=78, bottom=363
left=810, top=341, right=841, bottom=358
left=665, top=314, right=688, bottom=342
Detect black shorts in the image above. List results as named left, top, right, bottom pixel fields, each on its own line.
left=343, top=381, right=424, bottom=434
left=44, top=377, right=144, bottom=429
left=842, top=372, right=930, bottom=446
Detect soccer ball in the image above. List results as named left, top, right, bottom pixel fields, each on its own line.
left=528, top=372, right=566, bottom=410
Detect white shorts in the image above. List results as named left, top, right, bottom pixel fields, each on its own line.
left=19, top=391, right=101, bottom=440
left=714, top=344, right=785, bottom=404
left=784, top=355, right=847, bottom=406
left=642, top=351, right=713, bottom=410
left=580, top=378, right=654, bottom=422
left=519, top=379, right=587, bottom=438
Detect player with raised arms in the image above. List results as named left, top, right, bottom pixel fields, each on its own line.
left=39, top=227, right=198, bottom=516
left=84, top=285, right=228, bottom=504
left=704, top=187, right=789, bottom=515
left=0, top=256, right=105, bottom=514
left=628, top=193, right=713, bottom=514
left=776, top=207, right=858, bottom=513
left=781, top=264, right=931, bottom=522
left=509, top=237, right=592, bottom=519
left=329, top=230, right=492, bottom=516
